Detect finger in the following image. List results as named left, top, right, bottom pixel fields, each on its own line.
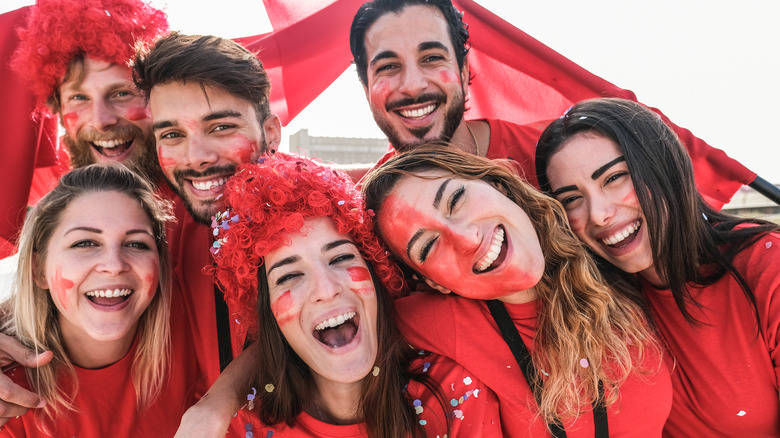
left=0, top=335, right=53, bottom=369
left=0, top=372, right=44, bottom=411
left=423, top=277, right=452, bottom=294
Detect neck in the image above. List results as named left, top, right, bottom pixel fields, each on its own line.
left=59, top=320, right=137, bottom=369
left=498, top=287, right=538, bottom=305
left=310, top=376, right=363, bottom=424
left=639, top=266, right=666, bottom=289
left=450, top=119, right=486, bottom=157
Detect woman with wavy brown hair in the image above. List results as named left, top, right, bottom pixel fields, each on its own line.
left=361, top=145, right=671, bottom=437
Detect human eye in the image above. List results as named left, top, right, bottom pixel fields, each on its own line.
left=330, top=253, right=356, bottom=265
left=558, top=194, right=581, bottom=208
left=604, top=171, right=628, bottom=186
left=71, top=240, right=97, bottom=248
left=126, top=241, right=152, bottom=250
left=212, top=124, right=236, bottom=133
left=159, top=131, right=182, bottom=140
left=275, top=272, right=302, bottom=286
left=419, top=236, right=438, bottom=263
left=448, top=185, right=465, bottom=213
left=375, top=62, right=398, bottom=74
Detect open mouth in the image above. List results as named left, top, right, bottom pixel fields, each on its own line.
left=474, top=226, right=508, bottom=273
left=313, top=311, right=358, bottom=348
left=92, top=138, right=133, bottom=158
left=191, top=177, right=228, bottom=192
left=397, top=103, right=437, bottom=120
left=85, top=288, right=133, bottom=306
left=600, top=220, right=641, bottom=248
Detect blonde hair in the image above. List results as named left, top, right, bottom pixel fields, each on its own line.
left=362, top=145, right=662, bottom=424
left=3, top=163, right=173, bottom=433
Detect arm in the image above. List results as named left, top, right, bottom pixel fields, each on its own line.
left=0, top=333, right=53, bottom=424
left=175, top=342, right=259, bottom=438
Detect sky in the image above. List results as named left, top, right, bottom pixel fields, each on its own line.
left=5, top=0, right=780, bottom=183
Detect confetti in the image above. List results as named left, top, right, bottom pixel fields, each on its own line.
left=415, top=406, right=424, bottom=414
left=450, top=398, right=458, bottom=407
left=419, top=420, right=427, bottom=426
left=423, top=362, right=431, bottom=372
left=737, top=410, right=746, bottom=416
left=265, top=384, right=275, bottom=393
left=338, top=200, right=346, bottom=205
left=767, top=241, right=773, bottom=249
left=540, top=369, right=549, bottom=376
left=372, top=366, right=380, bottom=376
left=453, top=409, right=463, bottom=419
left=579, top=358, right=589, bottom=368
left=463, top=376, right=472, bottom=385
left=245, top=422, right=253, bottom=438
left=413, top=399, right=422, bottom=407
left=247, top=387, right=257, bottom=401
left=267, top=431, right=274, bottom=437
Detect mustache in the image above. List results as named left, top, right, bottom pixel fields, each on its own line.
left=385, top=93, right=446, bottom=112
left=173, top=164, right=237, bottom=181
left=77, top=124, right=144, bottom=143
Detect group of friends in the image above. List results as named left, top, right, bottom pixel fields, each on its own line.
left=0, top=0, right=778, bottom=436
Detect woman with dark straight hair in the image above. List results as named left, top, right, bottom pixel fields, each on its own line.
left=536, top=97, right=780, bottom=436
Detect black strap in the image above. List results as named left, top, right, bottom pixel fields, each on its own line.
left=486, top=300, right=608, bottom=438
left=214, top=283, right=233, bottom=371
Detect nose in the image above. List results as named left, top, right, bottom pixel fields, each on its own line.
left=89, top=99, right=119, bottom=132
left=97, top=247, right=131, bottom=275
left=186, top=134, right=219, bottom=170
left=309, top=266, right=342, bottom=303
left=588, top=195, right=616, bottom=227
left=397, top=64, right=428, bottom=96
left=447, top=221, right=481, bottom=253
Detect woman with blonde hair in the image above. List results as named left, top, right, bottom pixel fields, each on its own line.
left=361, top=145, right=672, bottom=437
left=1, top=163, right=202, bottom=437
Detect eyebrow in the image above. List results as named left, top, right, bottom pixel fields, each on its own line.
left=64, top=227, right=153, bottom=236
left=153, top=120, right=175, bottom=131
left=267, top=255, right=300, bottom=276
left=551, top=185, right=577, bottom=197
left=419, top=41, right=449, bottom=53
left=369, top=50, right=397, bottom=68
left=591, top=156, right=626, bottom=180
left=153, top=110, right=244, bottom=132
left=267, top=240, right=357, bottom=276
left=323, top=239, right=355, bottom=252
left=406, top=229, right=425, bottom=261
left=433, top=179, right=451, bottom=209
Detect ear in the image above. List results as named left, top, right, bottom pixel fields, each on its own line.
left=262, top=114, right=282, bottom=152
left=362, top=83, right=370, bottom=102
left=32, top=253, right=48, bottom=290
left=460, top=57, right=470, bottom=94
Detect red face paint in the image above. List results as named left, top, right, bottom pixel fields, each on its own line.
left=621, top=189, right=640, bottom=207
left=52, top=267, right=75, bottom=310
left=438, top=70, right=459, bottom=84
left=350, top=286, right=375, bottom=296
left=346, top=266, right=371, bottom=283
left=229, top=136, right=259, bottom=163
left=271, top=290, right=296, bottom=326
left=126, top=106, right=151, bottom=121
left=568, top=216, right=583, bottom=232
left=62, top=111, right=80, bottom=132
left=157, top=149, right=177, bottom=170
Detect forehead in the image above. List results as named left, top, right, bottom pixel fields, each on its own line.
left=265, top=217, right=350, bottom=261
left=60, top=57, right=133, bottom=92
left=55, top=190, right=150, bottom=231
left=149, top=81, right=257, bottom=125
left=552, top=132, right=624, bottom=172
left=364, top=5, right=454, bottom=59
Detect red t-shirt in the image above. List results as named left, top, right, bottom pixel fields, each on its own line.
left=373, top=118, right=543, bottom=187
left=233, top=354, right=503, bottom=437
left=644, top=231, right=780, bottom=437
left=395, top=293, right=672, bottom=437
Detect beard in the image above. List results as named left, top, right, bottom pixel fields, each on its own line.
left=62, top=124, right=164, bottom=183
left=373, top=90, right=465, bottom=153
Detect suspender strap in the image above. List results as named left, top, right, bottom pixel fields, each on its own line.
left=214, top=284, right=233, bottom=371
left=486, top=300, right=608, bottom=438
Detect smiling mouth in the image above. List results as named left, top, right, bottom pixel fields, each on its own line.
left=191, top=177, right=228, bottom=191
left=600, top=220, right=641, bottom=247
left=474, top=226, right=507, bottom=273
left=85, top=288, right=133, bottom=306
left=313, top=311, right=358, bottom=348
left=92, top=138, right=133, bottom=158
left=397, top=103, right=437, bottom=120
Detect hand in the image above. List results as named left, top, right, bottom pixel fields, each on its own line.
left=174, top=393, right=235, bottom=438
left=0, top=333, right=53, bottom=424
left=412, top=274, right=453, bottom=295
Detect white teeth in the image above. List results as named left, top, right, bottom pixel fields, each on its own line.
left=399, top=104, right=436, bottom=119
left=475, top=227, right=504, bottom=273
left=314, top=311, right=356, bottom=331
left=93, top=138, right=130, bottom=149
left=601, top=221, right=641, bottom=246
left=85, top=288, right=132, bottom=298
left=192, top=178, right=227, bottom=191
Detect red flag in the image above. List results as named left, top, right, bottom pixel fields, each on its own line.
left=0, top=7, right=61, bottom=257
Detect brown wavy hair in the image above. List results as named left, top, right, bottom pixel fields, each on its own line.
left=362, top=144, right=661, bottom=424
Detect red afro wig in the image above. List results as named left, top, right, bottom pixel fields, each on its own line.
left=210, top=153, right=406, bottom=341
left=11, top=0, right=168, bottom=113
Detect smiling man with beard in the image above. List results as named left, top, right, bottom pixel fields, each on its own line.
left=349, top=0, right=541, bottom=186
left=11, top=0, right=167, bottom=183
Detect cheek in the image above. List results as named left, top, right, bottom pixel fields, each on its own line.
left=51, top=267, right=75, bottom=310
left=126, top=106, right=151, bottom=121
left=228, top=136, right=258, bottom=163
left=144, top=273, right=158, bottom=297
left=567, top=216, right=584, bottom=233
left=621, top=189, right=640, bottom=207
left=438, top=70, right=459, bottom=84
left=346, top=267, right=370, bottom=282
left=62, top=111, right=81, bottom=133
left=271, top=291, right=297, bottom=327
left=157, top=148, right=177, bottom=171
left=369, top=81, right=393, bottom=106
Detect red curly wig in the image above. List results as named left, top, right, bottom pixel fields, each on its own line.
left=210, top=153, right=406, bottom=341
left=11, top=0, right=168, bottom=113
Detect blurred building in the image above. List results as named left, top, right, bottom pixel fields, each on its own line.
left=723, top=184, right=780, bottom=224
left=289, top=129, right=388, bottom=165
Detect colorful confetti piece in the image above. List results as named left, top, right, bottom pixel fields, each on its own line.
left=579, top=358, right=589, bottom=368
left=372, top=366, right=380, bottom=376
left=265, top=384, right=275, bottom=393
left=463, top=376, right=472, bottom=385
left=737, top=410, right=746, bottom=416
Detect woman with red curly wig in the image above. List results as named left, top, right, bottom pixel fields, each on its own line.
left=209, top=153, right=501, bottom=437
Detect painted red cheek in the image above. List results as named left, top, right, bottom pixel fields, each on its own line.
left=52, top=267, right=74, bottom=310
left=157, top=149, right=177, bottom=170
left=271, top=290, right=296, bottom=326
left=568, top=217, right=583, bottom=232
left=126, top=107, right=151, bottom=121
left=370, top=81, right=392, bottom=104
left=230, top=136, right=257, bottom=163
left=621, top=190, right=639, bottom=206
left=145, top=273, right=158, bottom=297
left=62, top=112, right=80, bottom=131
left=350, top=286, right=375, bottom=296
left=438, top=70, right=459, bottom=83
left=346, top=267, right=370, bottom=282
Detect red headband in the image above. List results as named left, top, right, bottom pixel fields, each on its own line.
left=11, top=0, right=168, bottom=113
left=211, top=153, right=406, bottom=340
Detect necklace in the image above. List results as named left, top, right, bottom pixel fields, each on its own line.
left=314, top=399, right=326, bottom=422
left=466, top=122, right=480, bottom=156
